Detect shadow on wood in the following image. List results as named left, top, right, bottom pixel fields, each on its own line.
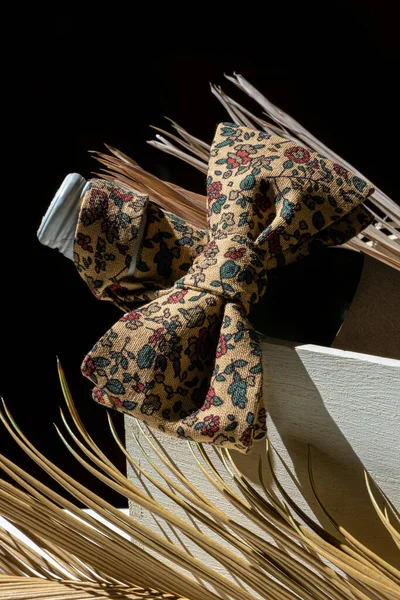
left=231, top=340, right=400, bottom=567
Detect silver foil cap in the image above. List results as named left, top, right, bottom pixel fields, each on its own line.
left=37, top=173, right=88, bottom=261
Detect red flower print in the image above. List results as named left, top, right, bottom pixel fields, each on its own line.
left=202, top=387, right=217, bottom=411
left=227, top=149, right=251, bottom=169
left=121, top=311, right=141, bottom=322
left=112, top=188, right=134, bottom=203
left=254, top=193, right=272, bottom=212
left=109, top=395, right=123, bottom=407
left=90, top=189, right=108, bottom=202
left=333, top=163, right=349, bottom=178
left=201, top=415, right=220, bottom=437
left=224, top=247, right=246, bottom=260
left=149, top=327, right=165, bottom=344
left=207, top=181, right=222, bottom=201
left=236, top=149, right=250, bottom=164
left=82, top=356, right=96, bottom=377
left=215, top=334, right=228, bottom=358
left=168, top=289, right=189, bottom=304
left=227, top=156, right=240, bottom=169
left=266, top=231, right=282, bottom=256
left=133, top=382, right=146, bottom=394
left=76, top=232, right=93, bottom=253
left=93, top=387, right=105, bottom=404
left=284, top=146, right=311, bottom=164
left=240, top=427, right=253, bottom=447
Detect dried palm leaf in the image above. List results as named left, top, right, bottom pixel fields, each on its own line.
left=95, top=73, right=400, bottom=271
left=92, top=146, right=207, bottom=229
left=0, top=362, right=398, bottom=599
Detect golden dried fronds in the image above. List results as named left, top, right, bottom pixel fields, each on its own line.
left=0, top=361, right=398, bottom=599
left=94, top=73, right=400, bottom=271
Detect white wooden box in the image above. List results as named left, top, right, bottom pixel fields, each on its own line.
left=125, top=339, right=399, bottom=569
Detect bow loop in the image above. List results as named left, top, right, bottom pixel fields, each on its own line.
left=74, top=179, right=208, bottom=310
left=208, top=122, right=374, bottom=270
left=74, top=179, right=149, bottom=301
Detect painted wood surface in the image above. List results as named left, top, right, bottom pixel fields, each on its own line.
left=125, top=339, right=400, bottom=584
left=333, top=253, right=400, bottom=360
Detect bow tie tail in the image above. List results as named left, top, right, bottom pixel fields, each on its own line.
left=81, top=286, right=266, bottom=453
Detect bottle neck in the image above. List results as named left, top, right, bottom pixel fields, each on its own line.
left=37, top=173, right=88, bottom=260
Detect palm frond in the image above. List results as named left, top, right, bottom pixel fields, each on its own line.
left=92, top=146, right=207, bottom=229
left=94, top=73, right=400, bottom=271
left=0, top=362, right=398, bottom=599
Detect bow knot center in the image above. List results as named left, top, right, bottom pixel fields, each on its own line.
left=180, top=235, right=267, bottom=312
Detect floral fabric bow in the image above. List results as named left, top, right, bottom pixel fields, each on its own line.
left=75, top=123, right=374, bottom=453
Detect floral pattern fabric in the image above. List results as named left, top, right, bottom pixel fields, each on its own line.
left=74, top=181, right=208, bottom=312
left=75, top=122, right=374, bottom=453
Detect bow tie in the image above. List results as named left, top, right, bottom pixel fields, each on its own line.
left=75, top=122, right=374, bottom=453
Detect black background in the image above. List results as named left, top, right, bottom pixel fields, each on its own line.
left=1, top=3, right=399, bottom=507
